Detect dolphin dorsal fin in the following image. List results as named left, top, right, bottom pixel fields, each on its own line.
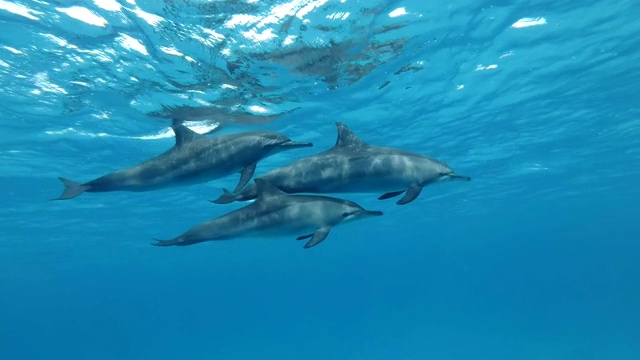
left=254, top=178, right=287, bottom=201
left=334, top=122, right=367, bottom=148
left=171, top=118, right=200, bottom=147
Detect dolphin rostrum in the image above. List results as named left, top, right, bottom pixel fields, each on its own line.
left=54, top=119, right=313, bottom=200
left=212, top=122, right=470, bottom=206
left=152, top=178, right=383, bottom=248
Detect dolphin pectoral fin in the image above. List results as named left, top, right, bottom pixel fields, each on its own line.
left=296, top=234, right=313, bottom=240
left=54, top=177, right=89, bottom=200
left=234, top=162, right=257, bottom=193
left=396, top=185, right=423, bottom=205
left=303, top=227, right=330, bottom=249
left=210, top=188, right=237, bottom=204
left=378, top=190, right=406, bottom=200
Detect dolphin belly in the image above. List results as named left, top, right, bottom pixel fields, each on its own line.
left=261, top=151, right=425, bottom=195
left=172, top=209, right=322, bottom=246
left=241, top=223, right=318, bottom=239
left=85, top=156, right=242, bottom=192
left=270, top=167, right=414, bottom=195
left=312, top=176, right=410, bottom=194
left=238, top=210, right=322, bottom=238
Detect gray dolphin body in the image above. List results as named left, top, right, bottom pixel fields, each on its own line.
left=55, top=120, right=312, bottom=200
left=152, top=178, right=383, bottom=248
left=213, top=122, right=470, bottom=206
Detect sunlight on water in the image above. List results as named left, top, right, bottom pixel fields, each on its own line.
left=388, top=7, right=407, bottom=18
left=44, top=121, right=221, bottom=140
left=94, top=0, right=122, bottom=12
left=0, top=0, right=43, bottom=20
left=116, top=33, right=148, bottom=55
left=56, top=6, right=108, bottom=27
left=130, top=6, right=164, bottom=27
left=512, top=17, right=547, bottom=28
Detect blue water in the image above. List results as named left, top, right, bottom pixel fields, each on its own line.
left=1, top=0, right=639, bottom=359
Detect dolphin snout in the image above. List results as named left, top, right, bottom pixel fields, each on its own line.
left=362, top=210, right=384, bottom=217
left=445, top=173, right=471, bottom=181
left=281, top=140, right=314, bottom=148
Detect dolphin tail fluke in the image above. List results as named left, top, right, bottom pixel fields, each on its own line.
left=210, top=188, right=238, bottom=204
left=54, top=177, right=89, bottom=200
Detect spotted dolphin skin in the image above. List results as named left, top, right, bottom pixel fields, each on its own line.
left=152, top=178, right=383, bottom=249
left=212, top=122, right=470, bottom=206
left=54, top=119, right=313, bottom=200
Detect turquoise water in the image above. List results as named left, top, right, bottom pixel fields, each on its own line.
left=1, top=0, right=639, bottom=358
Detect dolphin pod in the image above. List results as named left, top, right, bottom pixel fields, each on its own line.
left=55, top=120, right=469, bottom=249
left=211, top=122, right=471, bottom=206
left=54, top=119, right=312, bottom=200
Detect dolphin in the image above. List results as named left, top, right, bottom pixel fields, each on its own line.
left=152, top=178, right=383, bottom=248
left=212, top=122, right=470, bottom=206
left=54, top=119, right=313, bottom=200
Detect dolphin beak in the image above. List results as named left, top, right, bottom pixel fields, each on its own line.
left=362, top=210, right=384, bottom=217
left=446, top=173, right=471, bottom=181
left=281, top=140, right=314, bottom=148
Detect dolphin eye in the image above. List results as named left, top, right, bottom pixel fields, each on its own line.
left=342, top=212, right=350, bottom=217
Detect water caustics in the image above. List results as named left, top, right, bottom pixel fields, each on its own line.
left=0, top=0, right=427, bottom=136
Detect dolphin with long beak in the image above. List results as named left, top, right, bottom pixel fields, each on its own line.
left=212, top=122, right=470, bottom=206
left=153, top=178, right=383, bottom=249
left=55, top=119, right=313, bottom=200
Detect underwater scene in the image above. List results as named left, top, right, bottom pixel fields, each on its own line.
left=1, top=0, right=639, bottom=359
